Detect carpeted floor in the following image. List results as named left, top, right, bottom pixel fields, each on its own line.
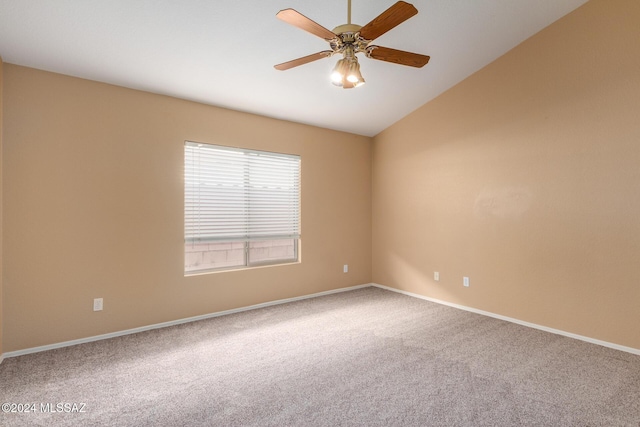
left=1, top=286, right=639, bottom=426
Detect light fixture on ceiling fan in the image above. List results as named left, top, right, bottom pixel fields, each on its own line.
left=330, top=45, right=365, bottom=88
left=274, top=0, right=430, bottom=89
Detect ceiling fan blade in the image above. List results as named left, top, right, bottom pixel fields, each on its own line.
left=276, top=9, right=337, bottom=40
left=359, top=1, right=418, bottom=41
left=274, top=51, right=333, bottom=71
left=367, top=46, right=430, bottom=68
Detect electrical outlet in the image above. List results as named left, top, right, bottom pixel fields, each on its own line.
left=93, top=298, right=103, bottom=311
left=343, top=264, right=349, bottom=273
left=463, top=277, right=470, bottom=287
left=434, top=271, right=440, bottom=281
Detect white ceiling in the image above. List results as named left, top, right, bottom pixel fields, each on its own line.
left=0, top=0, right=588, bottom=137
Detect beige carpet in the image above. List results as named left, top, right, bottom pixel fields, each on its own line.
left=1, top=287, right=639, bottom=426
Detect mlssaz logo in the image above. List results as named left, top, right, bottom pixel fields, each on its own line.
left=40, top=402, right=87, bottom=413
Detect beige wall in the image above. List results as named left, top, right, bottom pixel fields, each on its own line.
left=372, top=0, right=640, bottom=350
left=0, top=55, right=4, bottom=357
left=2, top=65, right=372, bottom=352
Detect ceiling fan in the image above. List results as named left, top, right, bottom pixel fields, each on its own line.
left=274, top=0, right=430, bottom=89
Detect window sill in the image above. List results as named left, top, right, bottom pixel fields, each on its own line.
left=184, top=259, right=301, bottom=277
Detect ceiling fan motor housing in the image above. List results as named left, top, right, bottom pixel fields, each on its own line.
left=332, top=23, right=362, bottom=35
left=330, top=25, right=372, bottom=57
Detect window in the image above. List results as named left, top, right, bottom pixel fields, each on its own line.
left=184, top=141, right=300, bottom=274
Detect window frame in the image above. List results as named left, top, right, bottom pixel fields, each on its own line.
left=184, top=141, right=301, bottom=274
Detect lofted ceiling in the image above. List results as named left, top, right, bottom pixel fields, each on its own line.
left=0, top=0, right=588, bottom=137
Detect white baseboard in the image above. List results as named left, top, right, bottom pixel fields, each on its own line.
left=4, top=282, right=638, bottom=360
left=2, top=284, right=371, bottom=359
left=372, top=283, right=640, bottom=356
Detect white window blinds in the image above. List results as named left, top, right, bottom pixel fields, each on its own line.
left=185, top=142, right=301, bottom=244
